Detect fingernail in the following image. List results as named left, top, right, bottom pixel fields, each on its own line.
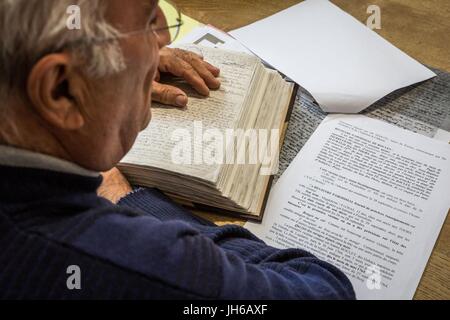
left=175, top=95, right=188, bottom=107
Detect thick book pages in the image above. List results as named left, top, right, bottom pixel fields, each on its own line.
left=119, top=45, right=295, bottom=220
left=245, top=114, right=450, bottom=299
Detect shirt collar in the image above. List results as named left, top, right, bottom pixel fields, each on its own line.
left=0, top=145, right=99, bottom=178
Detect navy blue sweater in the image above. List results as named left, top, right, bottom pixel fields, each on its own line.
left=0, top=165, right=355, bottom=299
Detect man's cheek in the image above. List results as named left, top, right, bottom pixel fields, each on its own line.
left=141, top=107, right=152, bottom=130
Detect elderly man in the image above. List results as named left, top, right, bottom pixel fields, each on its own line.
left=0, top=0, right=355, bottom=299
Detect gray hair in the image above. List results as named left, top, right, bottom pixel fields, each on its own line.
left=0, top=0, right=126, bottom=99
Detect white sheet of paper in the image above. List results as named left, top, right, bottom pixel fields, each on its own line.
left=230, top=0, right=436, bottom=113
left=434, top=129, right=450, bottom=144
left=245, top=115, right=450, bottom=299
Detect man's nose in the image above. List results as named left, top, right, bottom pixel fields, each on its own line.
left=156, top=30, right=171, bottom=48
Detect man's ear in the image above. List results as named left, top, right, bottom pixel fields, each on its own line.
left=27, top=53, right=85, bottom=130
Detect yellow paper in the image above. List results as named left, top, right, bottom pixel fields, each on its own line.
left=159, top=0, right=203, bottom=42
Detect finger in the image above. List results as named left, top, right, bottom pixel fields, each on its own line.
left=152, top=81, right=188, bottom=108
left=203, top=61, right=221, bottom=77
left=189, top=58, right=221, bottom=90
left=164, top=56, right=211, bottom=96
left=174, top=47, right=204, bottom=61
left=177, top=50, right=221, bottom=88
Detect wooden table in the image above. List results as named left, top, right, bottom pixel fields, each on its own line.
left=172, top=0, right=450, bottom=300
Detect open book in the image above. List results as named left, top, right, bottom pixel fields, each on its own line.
left=119, top=45, right=296, bottom=220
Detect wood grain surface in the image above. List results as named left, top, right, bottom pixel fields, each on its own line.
left=172, top=0, right=450, bottom=300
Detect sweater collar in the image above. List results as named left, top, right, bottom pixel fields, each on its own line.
left=0, top=145, right=99, bottom=178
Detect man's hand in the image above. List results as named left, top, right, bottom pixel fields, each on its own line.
left=152, top=47, right=221, bottom=108
left=97, top=168, right=133, bottom=204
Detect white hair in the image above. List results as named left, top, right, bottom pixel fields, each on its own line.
left=0, top=0, right=126, bottom=99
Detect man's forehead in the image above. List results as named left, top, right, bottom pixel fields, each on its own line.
left=108, top=0, right=156, bottom=9
left=142, top=0, right=158, bottom=12
left=106, top=0, right=158, bottom=30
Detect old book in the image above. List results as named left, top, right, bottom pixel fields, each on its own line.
left=118, top=45, right=297, bottom=220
